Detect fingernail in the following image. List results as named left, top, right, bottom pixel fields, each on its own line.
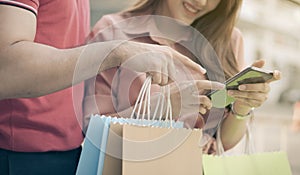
left=239, top=85, right=246, bottom=90
left=215, top=82, right=225, bottom=89
left=199, top=66, right=207, bottom=74
left=219, top=83, right=225, bottom=89
left=275, top=70, right=281, bottom=79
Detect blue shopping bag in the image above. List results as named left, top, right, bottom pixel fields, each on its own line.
left=76, top=116, right=110, bottom=175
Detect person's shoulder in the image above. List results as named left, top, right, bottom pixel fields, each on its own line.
left=231, top=27, right=244, bottom=50
left=92, top=12, right=134, bottom=33
left=231, top=27, right=244, bottom=43
left=98, top=12, right=134, bottom=25
left=89, top=13, right=124, bottom=37
left=88, top=12, right=133, bottom=42
left=95, top=13, right=122, bottom=27
left=231, top=27, right=245, bottom=69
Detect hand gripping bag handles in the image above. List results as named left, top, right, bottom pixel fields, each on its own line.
left=76, top=77, right=203, bottom=175
left=202, top=121, right=292, bottom=175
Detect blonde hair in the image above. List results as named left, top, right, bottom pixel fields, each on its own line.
left=126, top=0, right=243, bottom=79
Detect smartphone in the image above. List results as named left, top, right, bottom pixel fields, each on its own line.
left=207, top=66, right=274, bottom=108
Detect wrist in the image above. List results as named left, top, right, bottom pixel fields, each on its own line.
left=230, top=102, right=253, bottom=120
left=231, top=102, right=252, bottom=116
left=107, top=40, right=127, bottom=67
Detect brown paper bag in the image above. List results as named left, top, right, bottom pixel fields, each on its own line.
left=122, top=124, right=202, bottom=175
left=102, top=76, right=203, bottom=174
left=103, top=123, right=202, bottom=175
left=102, top=123, right=123, bottom=175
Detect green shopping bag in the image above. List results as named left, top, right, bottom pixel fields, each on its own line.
left=203, top=122, right=292, bottom=175
left=203, top=152, right=292, bottom=175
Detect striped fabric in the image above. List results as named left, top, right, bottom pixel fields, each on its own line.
left=0, top=0, right=38, bottom=14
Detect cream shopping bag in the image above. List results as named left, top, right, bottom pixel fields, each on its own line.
left=102, top=77, right=203, bottom=175
left=102, top=121, right=201, bottom=175
left=122, top=124, right=202, bottom=175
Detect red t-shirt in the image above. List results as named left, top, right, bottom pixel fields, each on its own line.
left=0, top=0, right=90, bottom=152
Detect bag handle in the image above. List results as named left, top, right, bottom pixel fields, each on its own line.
left=216, top=120, right=254, bottom=155
left=130, top=76, right=173, bottom=126
left=130, top=76, right=151, bottom=120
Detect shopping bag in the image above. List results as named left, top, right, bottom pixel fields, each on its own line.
left=102, top=113, right=186, bottom=174
left=103, top=77, right=203, bottom=175
left=76, top=116, right=111, bottom=175
left=101, top=120, right=202, bottom=175
left=122, top=124, right=202, bottom=175
left=202, top=121, right=292, bottom=175
left=203, top=152, right=292, bottom=175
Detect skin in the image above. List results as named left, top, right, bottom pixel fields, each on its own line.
left=157, top=0, right=221, bottom=25
left=154, top=0, right=281, bottom=150
left=0, top=5, right=206, bottom=100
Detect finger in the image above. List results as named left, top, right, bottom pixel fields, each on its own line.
left=238, top=83, right=270, bottom=93
left=189, top=96, right=212, bottom=113
left=194, top=80, right=225, bottom=90
left=167, top=55, right=176, bottom=84
left=267, top=70, right=281, bottom=83
left=228, top=91, right=268, bottom=103
left=251, top=59, right=265, bottom=68
left=235, top=98, right=264, bottom=108
left=161, top=64, right=168, bottom=86
left=173, top=51, right=207, bottom=74
left=151, top=72, right=161, bottom=85
left=197, top=96, right=212, bottom=109
left=199, top=107, right=207, bottom=115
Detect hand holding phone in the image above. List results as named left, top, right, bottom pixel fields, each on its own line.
left=207, top=66, right=274, bottom=108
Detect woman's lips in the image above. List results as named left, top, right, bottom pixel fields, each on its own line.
left=183, top=2, right=200, bottom=14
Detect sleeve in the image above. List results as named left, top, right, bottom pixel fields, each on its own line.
left=0, top=0, right=39, bottom=15
left=231, top=27, right=246, bottom=71
left=86, top=15, right=115, bottom=43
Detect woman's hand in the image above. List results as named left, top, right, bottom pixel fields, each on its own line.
left=169, top=80, right=224, bottom=117
left=227, top=60, right=281, bottom=115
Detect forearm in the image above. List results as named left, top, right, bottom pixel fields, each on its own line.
left=0, top=41, right=121, bottom=99
left=220, top=111, right=249, bottom=151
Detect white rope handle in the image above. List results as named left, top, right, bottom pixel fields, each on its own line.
left=165, top=85, right=173, bottom=127
left=152, top=86, right=164, bottom=121
left=216, top=120, right=254, bottom=155
left=130, top=77, right=151, bottom=119
left=129, top=76, right=173, bottom=127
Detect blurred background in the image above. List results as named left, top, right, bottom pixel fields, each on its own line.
left=89, top=0, right=300, bottom=174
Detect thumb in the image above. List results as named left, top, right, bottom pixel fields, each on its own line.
left=267, top=70, right=282, bottom=83
left=251, top=59, right=265, bottom=68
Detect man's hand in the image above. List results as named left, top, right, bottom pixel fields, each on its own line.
left=112, top=41, right=206, bottom=86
